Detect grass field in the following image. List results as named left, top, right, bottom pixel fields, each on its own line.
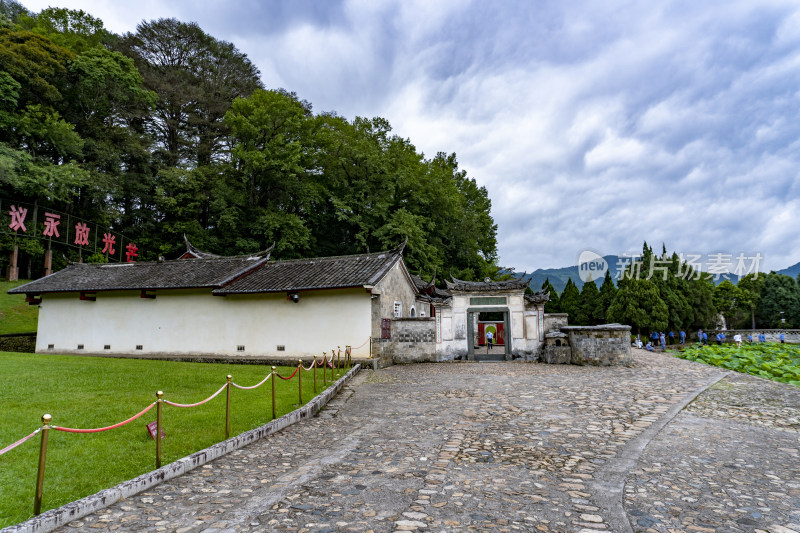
left=0, top=280, right=38, bottom=334
left=0, top=352, right=341, bottom=528
left=673, top=343, right=800, bottom=386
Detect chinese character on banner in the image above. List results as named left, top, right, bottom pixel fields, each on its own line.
left=102, top=233, right=116, bottom=255
left=43, top=212, right=61, bottom=238
left=74, top=222, right=90, bottom=246
left=9, top=205, right=28, bottom=232
left=125, top=242, right=138, bottom=262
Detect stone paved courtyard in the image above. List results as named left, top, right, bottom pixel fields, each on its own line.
left=53, top=350, right=800, bottom=533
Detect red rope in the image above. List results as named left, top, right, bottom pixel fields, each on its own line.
left=0, top=428, right=41, bottom=456
left=53, top=402, right=156, bottom=434
left=232, top=372, right=271, bottom=390
left=276, top=367, right=299, bottom=380
left=163, top=383, right=227, bottom=408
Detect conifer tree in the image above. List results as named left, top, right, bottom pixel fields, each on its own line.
left=578, top=276, right=602, bottom=325
left=541, top=278, right=560, bottom=313
left=598, top=269, right=617, bottom=323
left=559, top=278, right=581, bottom=322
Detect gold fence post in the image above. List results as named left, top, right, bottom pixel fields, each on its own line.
left=33, top=414, right=51, bottom=516
left=298, top=360, right=303, bottom=405
left=225, top=375, right=232, bottom=440
left=313, top=355, right=317, bottom=394
left=336, top=346, right=341, bottom=377
left=271, top=366, right=277, bottom=420
left=156, top=391, right=163, bottom=468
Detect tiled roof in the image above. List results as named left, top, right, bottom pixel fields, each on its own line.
left=8, top=256, right=268, bottom=294
left=444, top=277, right=530, bottom=292
left=214, top=248, right=403, bottom=294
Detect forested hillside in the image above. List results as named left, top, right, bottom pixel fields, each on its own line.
left=0, top=3, right=498, bottom=281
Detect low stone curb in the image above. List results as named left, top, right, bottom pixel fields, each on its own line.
left=1, top=364, right=361, bottom=533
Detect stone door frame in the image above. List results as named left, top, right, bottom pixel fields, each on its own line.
left=466, top=307, right=511, bottom=361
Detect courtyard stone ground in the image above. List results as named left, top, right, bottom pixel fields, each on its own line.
left=53, top=350, right=800, bottom=533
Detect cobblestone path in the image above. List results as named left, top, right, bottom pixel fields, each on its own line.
left=625, top=371, right=800, bottom=533
left=55, top=350, right=800, bottom=533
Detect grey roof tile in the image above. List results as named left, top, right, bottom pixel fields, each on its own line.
left=214, top=249, right=402, bottom=294
left=8, top=256, right=268, bottom=294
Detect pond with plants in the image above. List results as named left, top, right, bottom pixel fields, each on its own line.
left=673, top=343, right=800, bottom=386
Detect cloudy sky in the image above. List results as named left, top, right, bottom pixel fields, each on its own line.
left=20, top=0, right=800, bottom=273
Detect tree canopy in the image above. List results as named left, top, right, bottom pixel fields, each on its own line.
left=0, top=6, right=498, bottom=281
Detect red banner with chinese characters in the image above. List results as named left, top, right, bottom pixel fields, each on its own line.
left=2, top=198, right=139, bottom=262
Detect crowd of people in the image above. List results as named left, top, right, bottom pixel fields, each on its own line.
left=638, top=329, right=787, bottom=351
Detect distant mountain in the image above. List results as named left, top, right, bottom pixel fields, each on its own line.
left=777, top=261, right=800, bottom=279
left=516, top=257, right=800, bottom=295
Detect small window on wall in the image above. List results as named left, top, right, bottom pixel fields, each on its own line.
left=393, top=301, right=402, bottom=318
left=410, top=305, right=417, bottom=318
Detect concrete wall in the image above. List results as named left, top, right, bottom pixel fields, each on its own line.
left=562, top=324, right=632, bottom=366
left=382, top=317, right=437, bottom=363
left=35, top=288, right=372, bottom=358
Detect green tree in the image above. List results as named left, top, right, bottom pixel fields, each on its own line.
left=756, top=273, right=800, bottom=328
left=607, top=275, right=669, bottom=334
left=541, top=277, right=560, bottom=313
left=737, top=273, right=764, bottom=330
left=117, top=18, right=261, bottom=167
left=598, top=269, right=617, bottom=323
left=713, top=280, right=742, bottom=330
left=578, top=276, right=602, bottom=325
left=559, top=278, right=580, bottom=322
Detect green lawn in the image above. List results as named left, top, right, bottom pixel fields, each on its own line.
left=0, top=280, right=38, bottom=334
left=0, top=352, right=342, bottom=528
left=673, top=343, right=800, bottom=386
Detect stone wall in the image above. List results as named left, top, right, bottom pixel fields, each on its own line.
left=378, top=318, right=437, bottom=364
left=562, top=324, right=632, bottom=366
left=0, top=333, right=36, bottom=353
left=544, top=313, right=568, bottom=333
left=710, top=329, right=800, bottom=344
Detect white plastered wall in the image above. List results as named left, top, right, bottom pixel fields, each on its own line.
left=35, top=288, right=372, bottom=357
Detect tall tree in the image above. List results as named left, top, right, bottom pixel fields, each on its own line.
left=756, top=273, right=800, bottom=328
left=737, top=273, right=764, bottom=330
left=578, top=276, right=602, bottom=325
left=598, top=269, right=617, bottom=322
left=117, top=18, right=261, bottom=167
left=559, top=278, right=581, bottom=322
left=541, top=277, right=560, bottom=313
left=713, top=280, right=742, bottom=330
left=607, top=275, right=669, bottom=335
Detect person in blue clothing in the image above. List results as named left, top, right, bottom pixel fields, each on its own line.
left=668, top=331, right=674, bottom=345
left=747, top=333, right=753, bottom=344
left=697, top=329, right=703, bottom=344
left=645, top=341, right=654, bottom=351
left=716, top=333, right=722, bottom=345
left=679, top=330, right=686, bottom=344
left=702, top=332, right=708, bottom=345
left=659, top=332, right=666, bottom=351
left=780, top=332, right=785, bottom=343
left=759, top=333, right=766, bottom=343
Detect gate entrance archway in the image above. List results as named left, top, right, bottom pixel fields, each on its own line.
left=467, top=307, right=511, bottom=361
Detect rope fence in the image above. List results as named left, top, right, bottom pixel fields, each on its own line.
left=0, top=343, right=359, bottom=518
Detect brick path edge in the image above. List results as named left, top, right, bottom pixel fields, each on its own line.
left=1, top=364, right=362, bottom=533
left=589, top=369, right=730, bottom=533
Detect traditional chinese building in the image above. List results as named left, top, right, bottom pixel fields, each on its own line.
left=9, top=241, right=557, bottom=364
